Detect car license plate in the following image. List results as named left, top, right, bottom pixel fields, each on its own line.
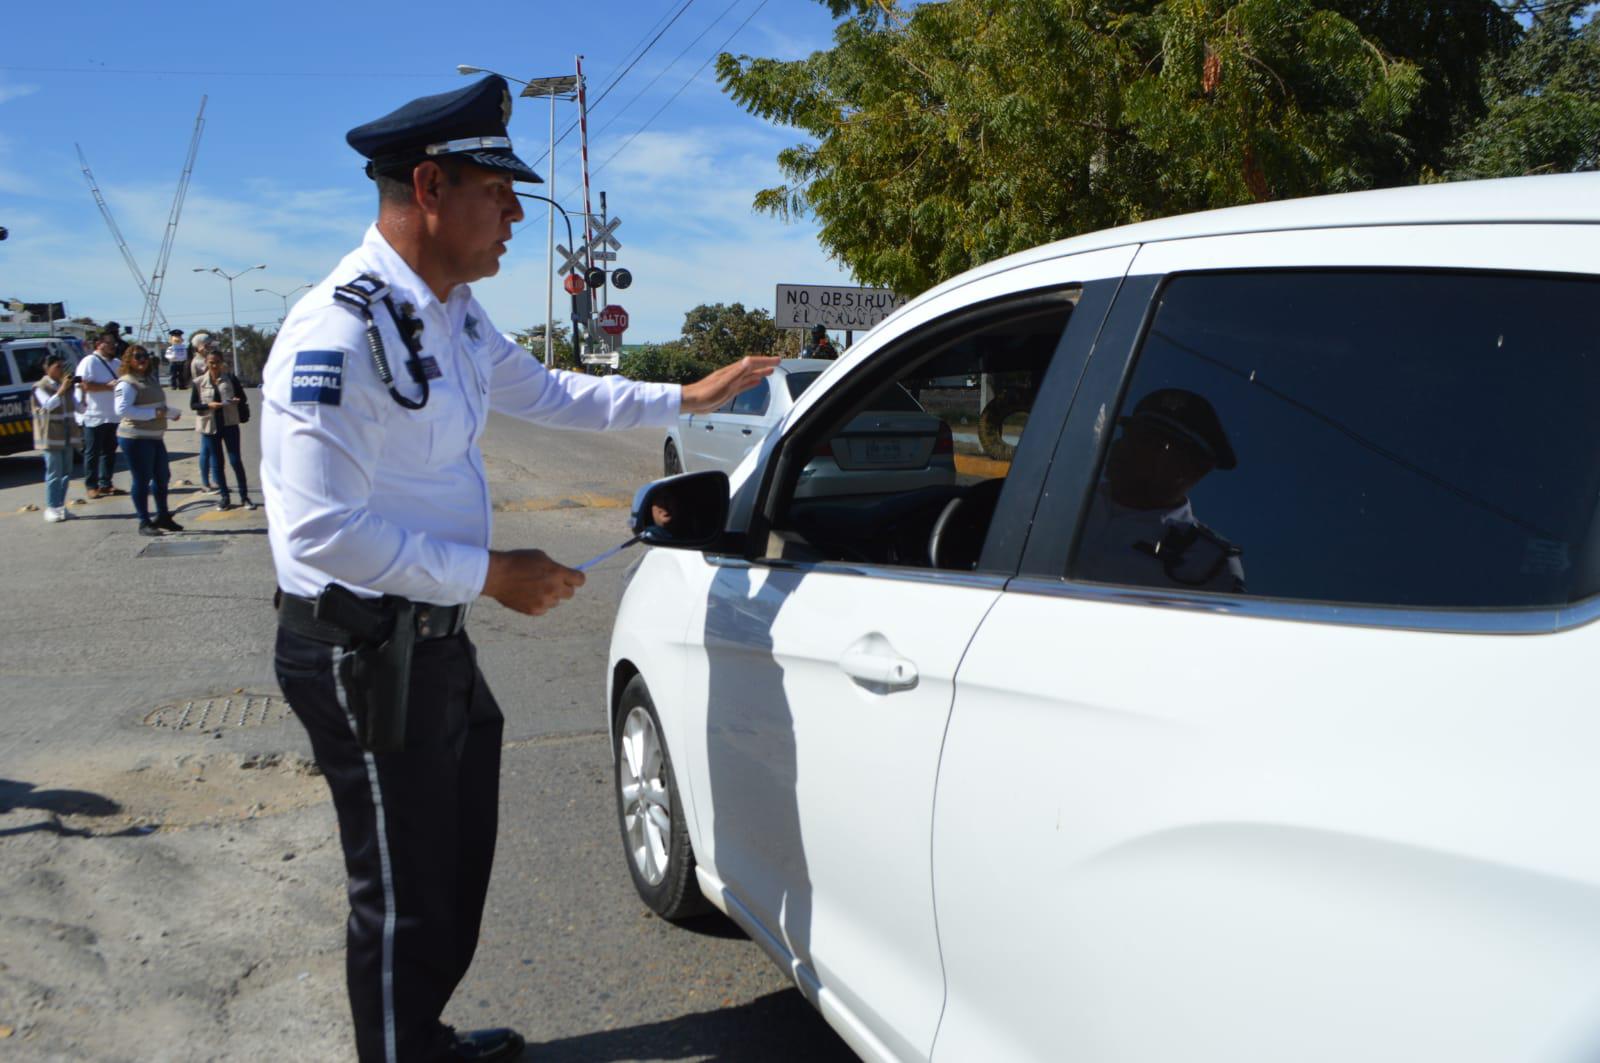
left=863, top=438, right=911, bottom=464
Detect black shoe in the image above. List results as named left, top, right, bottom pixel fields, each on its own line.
left=217, top=498, right=235, bottom=511
left=450, top=1027, right=525, bottom=1061
left=138, top=521, right=164, bottom=537
left=154, top=516, right=184, bottom=533
left=241, top=496, right=258, bottom=511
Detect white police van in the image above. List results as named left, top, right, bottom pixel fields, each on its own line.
left=0, top=338, right=83, bottom=456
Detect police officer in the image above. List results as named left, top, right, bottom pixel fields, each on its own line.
left=1075, top=387, right=1245, bottom=593
left=260, top=76, right=776, bottom=1063
left=801, top=322, right=837, bottom=359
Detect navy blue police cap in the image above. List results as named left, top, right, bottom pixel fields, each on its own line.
left=1121, top=388, right=1237, bottom=470
left=346, top=75, right=542, bottom=184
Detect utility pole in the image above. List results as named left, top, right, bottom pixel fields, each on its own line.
left=575, top=54, right=595, bottom=362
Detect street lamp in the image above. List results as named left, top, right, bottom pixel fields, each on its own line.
left=459, top=64, right=580, bottom=369
left=255, top=283, right=313, bottom=327
left=194, top=264, right=265, bottom=376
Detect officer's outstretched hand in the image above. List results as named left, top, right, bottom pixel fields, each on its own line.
left=483, top=549, right=586, bottom=616
left=680, top=356, right=781, bottom=413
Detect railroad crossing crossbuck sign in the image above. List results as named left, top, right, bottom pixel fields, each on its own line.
left=598, top=304, right=629, bottom=336
left=555, top=216, right=624, bottom=275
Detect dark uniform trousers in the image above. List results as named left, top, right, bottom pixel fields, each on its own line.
left=275, top=625, right=503, bottom=1063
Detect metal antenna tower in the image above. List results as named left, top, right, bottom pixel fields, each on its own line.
left=140, top=96, right=207, bottom=341
left=76, top=143, right=168, bottom=334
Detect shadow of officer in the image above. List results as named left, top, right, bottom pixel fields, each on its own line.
left=1076, top=387, right=1246, bottom=593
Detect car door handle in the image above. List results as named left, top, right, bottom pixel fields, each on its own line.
left=741, top=428, right=754, bottom=436
left=839, top=647, right=918, bottom=690
left=704, top=424, right=715, bottom=431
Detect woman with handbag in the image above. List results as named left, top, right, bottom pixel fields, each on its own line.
left=189, top=349, right=255, bottom=510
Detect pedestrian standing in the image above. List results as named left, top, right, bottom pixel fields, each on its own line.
left=32, top=352, right=80, bottom=523
left=189, top=333, right=218, bottom=493
left=113, top=345, right=185, bottom=537
left=190, top=349, right=255, bottom=510
left=165, top=328, right=191, bottom=389
left=75, top=332, right=123, bottom=499
left=261, top=75, right=777, bottom=1063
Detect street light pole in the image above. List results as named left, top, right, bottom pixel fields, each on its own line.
left=255, top=283, right=312, bottom=327
left=194, top=264, right=265, bottom=376
left=459, top=65, right=579, bottom=369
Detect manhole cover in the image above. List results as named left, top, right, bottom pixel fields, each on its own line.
left=140, top=539, right=226, bottom=558
left=144, top=693, right=293, bottom=731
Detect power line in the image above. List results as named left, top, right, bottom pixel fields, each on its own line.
left=580, top=0, right=773, bottom=194
left=588, top=0, right=746, bottom=144
left=0, top=65, right=450, bottom=79
left=524, top=0, right=699, bottom=169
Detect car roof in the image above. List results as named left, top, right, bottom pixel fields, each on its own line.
left=776, top=359, right=838, bottom=373
left=900, top=171, right=1600, bottom=319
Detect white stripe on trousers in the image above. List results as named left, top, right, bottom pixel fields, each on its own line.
left=332, top=649, right=399, bottom=1063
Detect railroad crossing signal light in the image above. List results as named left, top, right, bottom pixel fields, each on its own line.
left=585, top=266, right=607, bottom=290
left=611, top=268, right=632, bottom=290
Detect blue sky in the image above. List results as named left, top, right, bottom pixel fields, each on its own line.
left=0, top=0, right=854, bottom=343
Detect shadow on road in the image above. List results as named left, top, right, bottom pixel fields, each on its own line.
left=525, top=989, right=856, bottom=1061
left=0, top=778, right=158, bottom=838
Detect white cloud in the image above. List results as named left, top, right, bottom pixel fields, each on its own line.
left=0, top=81, right=39, bottom=106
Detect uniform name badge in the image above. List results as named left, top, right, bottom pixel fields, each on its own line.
left=417, top=356, right=442, bottom=381
left=291, top=351, right=345, bottom=405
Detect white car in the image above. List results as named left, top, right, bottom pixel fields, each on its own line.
left=607, top=173, right=1600, bottom=1063
left=664, top=357, right=959, bottom=502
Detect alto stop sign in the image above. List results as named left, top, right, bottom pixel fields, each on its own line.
left=598, top=304, right=629, bottom=335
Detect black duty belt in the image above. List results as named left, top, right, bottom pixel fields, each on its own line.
left=275, top=590, right=468, bottom=647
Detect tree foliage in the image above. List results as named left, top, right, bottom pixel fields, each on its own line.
left=618, top=342, right=711, bottom=384
left=717, top=0, right=1534, bottom=295
left=679, top=302, right=784, bottom=366
left=1448, top=1, right=1600, bottom=176
left=511, top=323, right=582, bottom=371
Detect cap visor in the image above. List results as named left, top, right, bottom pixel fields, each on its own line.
left=459, top=149, right=543, bottom=183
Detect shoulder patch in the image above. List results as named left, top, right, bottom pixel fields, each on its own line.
left=291, top=351, right=345, bottom=405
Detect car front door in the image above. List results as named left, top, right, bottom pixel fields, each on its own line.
left=930, top=226, right=1600, bottom=1063
left=680, top=248, right=1135, bottom=1061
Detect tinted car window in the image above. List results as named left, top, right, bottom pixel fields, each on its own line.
left=1072, top=270, right=1600, bottom=608
left=11, top=346, right=49, bottom=384
left=0, top=354, right=12, bottom=387
left=730, top=377, right=770, bottom=416
left=785, top=372, right=821, bottom=400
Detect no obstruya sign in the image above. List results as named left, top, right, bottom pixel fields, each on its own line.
left=775, top=284, right=908, bottom=331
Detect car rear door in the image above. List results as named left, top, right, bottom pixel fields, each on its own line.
left=679, top=247, right=1137, bottom=1062
left=931, top=224, right=1600, bottom=1063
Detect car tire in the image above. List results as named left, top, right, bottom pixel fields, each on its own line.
left=614, top=674, right=707, bottom=921
left=664, top=439, right=683, bottom=476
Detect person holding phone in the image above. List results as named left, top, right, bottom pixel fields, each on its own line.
left=31, top=352, right=80, bottom=523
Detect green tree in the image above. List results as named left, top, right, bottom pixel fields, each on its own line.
left=618, top=341, right=714, bottom=384
left=511, top=323, right=583, bottom=371
left=1448, top=1, right=1600, bottom=176
left=218, top=324, right=276, bottom=383
left=718, top=0, right=1435, bottom=295
left=679, top=302, right=784, bottom=366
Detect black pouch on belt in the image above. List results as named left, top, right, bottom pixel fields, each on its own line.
left=315, top=586, right=416, bottom=754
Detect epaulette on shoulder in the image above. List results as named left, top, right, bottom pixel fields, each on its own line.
left=332, top=274, right=389, bottom=318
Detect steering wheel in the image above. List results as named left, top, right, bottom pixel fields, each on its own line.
left=928, top=478, right=1006, bottom=571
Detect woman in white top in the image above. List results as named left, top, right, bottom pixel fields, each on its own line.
left=112, top=345, right=185, bottom=537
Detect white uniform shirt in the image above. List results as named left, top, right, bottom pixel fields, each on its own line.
left=165, top=342, right=189, bottom=366
left=75, top=353, right=121, bottom=426
left=261, top=224, right=680, bottom=605
left=1076, top=486, right=1245, bottom=593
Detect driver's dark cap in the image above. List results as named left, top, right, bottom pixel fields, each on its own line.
left=346, top=75, right=543, bottom=184
left=1121, top=388, right=1237, bottom=470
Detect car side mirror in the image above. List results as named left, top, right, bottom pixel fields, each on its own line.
left=630, top=470, right=729, bottom=550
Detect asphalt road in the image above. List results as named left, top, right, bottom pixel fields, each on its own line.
left=0, top=392, right=856, bottom=1061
